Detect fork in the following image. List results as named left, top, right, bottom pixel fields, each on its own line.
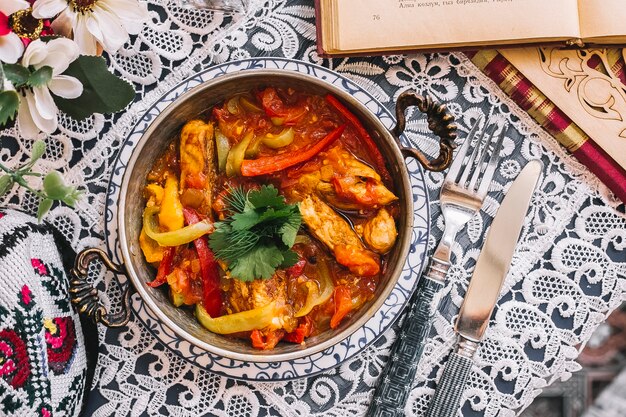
left=365, top=118, right=505, bottom=417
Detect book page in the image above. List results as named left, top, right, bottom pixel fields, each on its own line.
left=332, top=0, right=581, bottom=52
left=579, top=0, right=626, bottom=41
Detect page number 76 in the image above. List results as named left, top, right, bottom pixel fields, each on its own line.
left=372, top=14, right=380, bottom=20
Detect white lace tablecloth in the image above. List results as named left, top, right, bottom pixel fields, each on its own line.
left=1, top=1, right=625, bottom=416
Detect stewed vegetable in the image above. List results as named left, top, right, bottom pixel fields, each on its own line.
left=139, top=86, right=400, bottom=349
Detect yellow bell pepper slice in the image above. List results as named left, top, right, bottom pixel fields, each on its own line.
left=195, top=301, right=278, bottom=334
left=143, top=206, right=213, bottom=247
left=295, top=257, right=334, bottom=317
left=159, top=175, right=184, bottom=231
left=139, top=228, right=164, bottom=263
left=262, top=127, right=294, bottom=149
left=226, top=131, right=253, bottom=177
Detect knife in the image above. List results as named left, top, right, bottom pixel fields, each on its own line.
left=425, top=159, right=543, bottom=417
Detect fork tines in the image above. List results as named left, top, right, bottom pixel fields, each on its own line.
left=446, top=118, right=506, bottom=197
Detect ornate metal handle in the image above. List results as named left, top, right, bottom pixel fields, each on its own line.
left=69, top=248, right=132, bottom=328
left=392, top=91, right=457, bottom=172
left=425, top=337, right=478, bottom=417
left=365, top=272, right=446, bottom=417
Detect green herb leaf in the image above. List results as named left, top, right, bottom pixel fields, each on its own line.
left=3, top=64, right=30, bottom=87
left=53, top=55, right=135, bottom=120
left=28, top=66, right=53, bottom=87
left=37, top=198, right=53, bottom=221
left=280, top=211, right=302, bottom=247
left=230, top=209, right=261, bottom=231
left=280, top=250, right=299, bottom=268
left=209, top=184, right=302, bottom=282
left=248, top=185, right=284, bottom=208
left=229, top=244, right=285, bottom=282
left=0, top=175, right=13, bottom=197
left=0, top=90, right=19, bottom=126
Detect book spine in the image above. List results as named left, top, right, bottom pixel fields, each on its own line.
left=573, top=141, right=626, bottom=202
left=468, top=50, right=626, bottom=203
left=313, top=0, right=327, bottom=57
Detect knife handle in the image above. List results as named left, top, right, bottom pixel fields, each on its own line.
left=365, top=267, right=446, bottom=417
left=425, top=337, right=478, bottom=417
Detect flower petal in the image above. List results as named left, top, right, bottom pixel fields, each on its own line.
left=88, top=5, right=127, bottom=52
left=18, top=93, right=40, bottom=139
left=33, top=86, right=57, bottom=120
left=0, top=32, right=24, bottom=64
left=101, top=0, right=148, bottom=35
left=49, top=75, right=82, bottom=99
left=0, top=0, right=30, bottom=16
left=50, top=8, right=73, bottom=38
left=73, top=14, right=98, bottom=55
left=37, top=37, right=79, bottom=75
left=31, top=0, right=67, bottom=19
left=21, top=38, right=47, bottom=67
left=25, top=90, right=57, bottom=135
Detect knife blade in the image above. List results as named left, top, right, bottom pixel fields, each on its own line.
left=426, top=159, right=543, bottom=417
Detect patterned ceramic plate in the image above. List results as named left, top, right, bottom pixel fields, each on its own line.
left=105, top=58, right=429, bottom=381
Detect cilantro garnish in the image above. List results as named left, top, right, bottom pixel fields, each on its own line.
left=208, top=185, right=302, bottom=282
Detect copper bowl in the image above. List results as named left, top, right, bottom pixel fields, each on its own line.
left=70, top=69, right=456, bottom=363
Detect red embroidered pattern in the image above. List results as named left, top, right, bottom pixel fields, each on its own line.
left=45, top=317, right=77, bottom=375
left=0, top=329, right=31, bottom=388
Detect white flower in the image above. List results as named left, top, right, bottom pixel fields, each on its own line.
left=32, top=0, right=148, bottom=55
left=0, top=0, right=30, bottom=63
left=17, top=38, right=83, bottom=139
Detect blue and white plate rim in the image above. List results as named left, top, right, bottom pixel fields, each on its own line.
left=104, top=57, right=430, bottom=381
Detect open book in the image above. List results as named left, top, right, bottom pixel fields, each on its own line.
left=316, top=0, right=626, bottom=56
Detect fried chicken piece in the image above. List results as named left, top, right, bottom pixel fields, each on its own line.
left=286, top=146, right=397, bottom=210
left=361, top=208, right=397, bottom=254
left=179, top=120, right=216, bottom=213
left=227, top=274, right=297, bottom=333
left=299, top=195, right=380, bottom=276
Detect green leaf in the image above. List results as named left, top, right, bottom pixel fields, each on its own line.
left=230, top=209, right=261, bottom=231
left=0, top=175, right=13, bottom=197
left=28, top=66, right=53, bottom=88
left=248, top=185, right=285, bottom=208
left=280, top=211, right=302, bottom=247
left=42, top=171, right=71, bottom=199
left=30, top=140, right=46, bottom=164
left=3, top=64, right=30, bottom=87
left=229, top=244, right=284, bottom=282
left=0, top=90, right=19, bottom=126
left=37, top=198, right=53, bottom=221
left=280, top=250, right=299, bottom=268
left=54, top=56, right=135, bottom=121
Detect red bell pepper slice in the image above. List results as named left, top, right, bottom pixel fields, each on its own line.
left=283, top=316, right=313, bottom=344
left=286, top=257, right=306, bottom=278
left=330, top=285, right=354, bottom=329
left=241, top=124, right=346, bottom=177
left=325, top=94, right=392, bottom=185
left=250, top=329, right=285, bottom=350
left=183, top=208, right=222, bottom=317
left=147, top=247, right=175, bottom=288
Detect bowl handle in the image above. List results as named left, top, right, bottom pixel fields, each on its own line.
left=392, top=90, right=457, bottom=172
left=69, top=248, right=132, bottom=328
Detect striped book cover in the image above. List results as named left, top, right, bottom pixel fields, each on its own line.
left=467, top=49, right=626, bottom=204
